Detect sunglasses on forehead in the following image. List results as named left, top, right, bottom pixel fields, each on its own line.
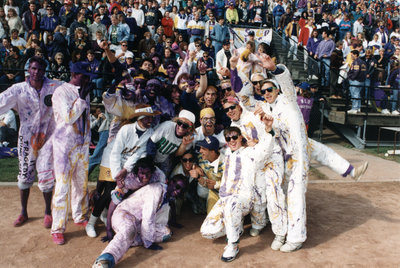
left=177, top=120, right=191, bottom=129
left=223, top=105, right=236, bottom=113
left=260, top=86, right=277, bottom=95
left=225, top=135, right=239, bottom=142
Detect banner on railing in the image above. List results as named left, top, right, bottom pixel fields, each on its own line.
left=231, top=27, right=272, bottom=48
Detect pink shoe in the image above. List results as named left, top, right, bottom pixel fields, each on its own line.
left=43, top=214, right=52, bottom=228
left=14, top=214, right=28, bottom=227
left=52, top=233, right=65, bottom=245
left=74, top=220, right=88, bottom=227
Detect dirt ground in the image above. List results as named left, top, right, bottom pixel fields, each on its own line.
left=1, top=180, right=399, bottom=268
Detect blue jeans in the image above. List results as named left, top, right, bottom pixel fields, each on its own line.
left=88, top=130, right=109, bottom=175
left=213, top=41, right=222, bottom=56
left=274, top=16, right=281, bottom=29
left=390, top=88, right=399, bottom=112
left=92, top=78, right=104, bottom=98
left=349, top=80, right=364, bottom=110
left=320, top=58, right=330, bottom=87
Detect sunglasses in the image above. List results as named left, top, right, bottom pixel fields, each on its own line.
left=223, top=87, right=232, bottom=92
left=252, top=80, right=263, bottom=86
left=182, top=157, right=194, bottom=162
left=260, top=86, right=277, bottom=94
left=177, top=120, right=191, bottom=129
left=223, top=105, right=236, bottom=113
left=122, top=44, right=128, bottom=46
left=225, top=135, right=239, bottom=142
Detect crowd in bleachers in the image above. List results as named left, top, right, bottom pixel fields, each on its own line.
left=272, top=0, right=400, bottom=115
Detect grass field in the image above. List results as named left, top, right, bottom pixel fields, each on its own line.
left=0, top=145, right=398, bottom=182
left=0, top=157, right=100, bottom=183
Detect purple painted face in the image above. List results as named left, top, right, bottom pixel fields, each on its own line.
left=28, top=61, right=46, bottom=83
left=137, top=167, right=152, bottom=184
left=167, top=178, right=186, bottom=197
left=167, top=64, right=178, bottom=78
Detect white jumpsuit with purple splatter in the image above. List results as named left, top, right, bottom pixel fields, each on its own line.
left=200, top=134, right=273, bottom=244
left=231, top=108, right=287, bottom=237
left=0, top=79, right=62, bottom=192
left=101, top=182, right=171, bottom=264
left=260, top=65, right=311, bottom=244
left=51, top=83, right=91, bottom=233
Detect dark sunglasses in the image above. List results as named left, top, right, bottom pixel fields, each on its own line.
left=225, top=135, right=239, bottom=142
left=223, top=87, right=232, bottom=92
left=182, top=157, right=194, bottom=162
left=177, top=120, right=191, bottom=129
left=223, top=105, right=236, bottom=113
left=260, top=86, right=277, bottom=94
left=252, top=80, right=263, bottom=86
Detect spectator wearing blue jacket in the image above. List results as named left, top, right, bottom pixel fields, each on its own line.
left=210, top=16, right=230, bottom=56
left=272, top=0, right=285, bottom=29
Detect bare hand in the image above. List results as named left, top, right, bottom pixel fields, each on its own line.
left=261, top=113, right=274, bottom=132
left=206, top=179, right=216, bottom=189
left=182, top=135, right=194, bottom=146
left=254, top=103, right=265, bottom=118
left=197, top=58, right=207, bottom=73
left=115, top=168, right=127, bottom=188
left=229, top=51, right=239, bottom=70
left=257, top=53, right=276, bottom=71
left=99, top=40, right=110, bottom=50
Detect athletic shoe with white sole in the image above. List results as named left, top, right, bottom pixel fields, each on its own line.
left=221, top=243, right=239, bottom=262
left=271, top=235, right=286, bottom=251
left=347, top=109, right=358, bottom=114
left=352, top=161, right=368, bottom=182
left=249, top=228, right=262, bottom=237
left=381, top=109, right=390, bottom=115
left=280, top=242, right=303, bottom=252
left=392, top=110, right=400, bottom=115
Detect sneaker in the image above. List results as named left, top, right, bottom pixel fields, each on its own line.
left=352, top=161, right=368, bottom=182
left=347, top=109, right=358, bottom=114
left=14, top=214, right=28, bottom=227
left=271, top=235, right=286, bottom=251
left=43, top=214, right=52, bottom=229
left=249, top=228, right=262, bottom=237
left=392, top=110, right=400, bottom=115
left=74, top=220, right=88, bottom=227
left=92, top=260, right=110, bottom=268
left=85, top=223, right=97, bottom=238
left=312, top=75, right=318, bottom=80
left=52, top=233, right=65, bottom=245
left=92, top=97, right=99, bottom=103
left=280, top=241, right=303, bottom=252
left=221, top=243, right=239, bottom=262
left=381, top=109, right=390, bottom=115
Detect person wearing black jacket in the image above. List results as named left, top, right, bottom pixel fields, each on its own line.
left=22, top=2, right=40, bottom=39
left=347, top=50, right=367, bottom=114
left=329, top=41, right=344, bottom=98
left=362, top=49, right=377, bottom=103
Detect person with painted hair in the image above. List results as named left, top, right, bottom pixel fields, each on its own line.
left=239, top=54, right=368, bottom=252
left=0, top=56, right=62, bottom=228
left=221, top=95, right=287, bottom=250
left=201, top=121, right=274, bottom=262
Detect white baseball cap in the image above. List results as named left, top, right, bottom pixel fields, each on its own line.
left=178, top=110, right=196, bottom=124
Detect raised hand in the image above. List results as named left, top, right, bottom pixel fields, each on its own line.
left=257, top=53, right=276, bottom=71
left=197, top=58, right=208, bottom=74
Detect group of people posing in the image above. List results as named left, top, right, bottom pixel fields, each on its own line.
left=0, top=35, right=369, bottom=267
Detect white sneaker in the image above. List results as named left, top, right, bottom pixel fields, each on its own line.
left=221, top=243, right=239, bottom=262
left=352, top=161, right=368, bottom=182
left=86, top=223, right=97, bottom=238
left=347, top=109, right=358, bottom=114
left=271, top=235, right=286, bottom=251
left=312, top=75, right=318, bottom=80
left=381, top=109, right=390, bottom=115
left=249, top=228, right=262, bottom=237
left=280, top=241, right=303, bottom=252
left=85, top=214, right=98, bottom=238
left=392, top=110, right=400, bottom=115
left=293, top=56, right=298, bottom=61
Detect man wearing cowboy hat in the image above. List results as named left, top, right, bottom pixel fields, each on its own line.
left=51, top=61, right=93, bottom=245
left=85, top=104, right=160, bottom=238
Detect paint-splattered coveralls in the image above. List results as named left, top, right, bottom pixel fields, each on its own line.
left=200, top=134, right=273, bottom=244
left=101, top=182, right=171, bottom=264
left=0, top=78, right=62, bottom=192
left=51, top=83, right=91, bottom=233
